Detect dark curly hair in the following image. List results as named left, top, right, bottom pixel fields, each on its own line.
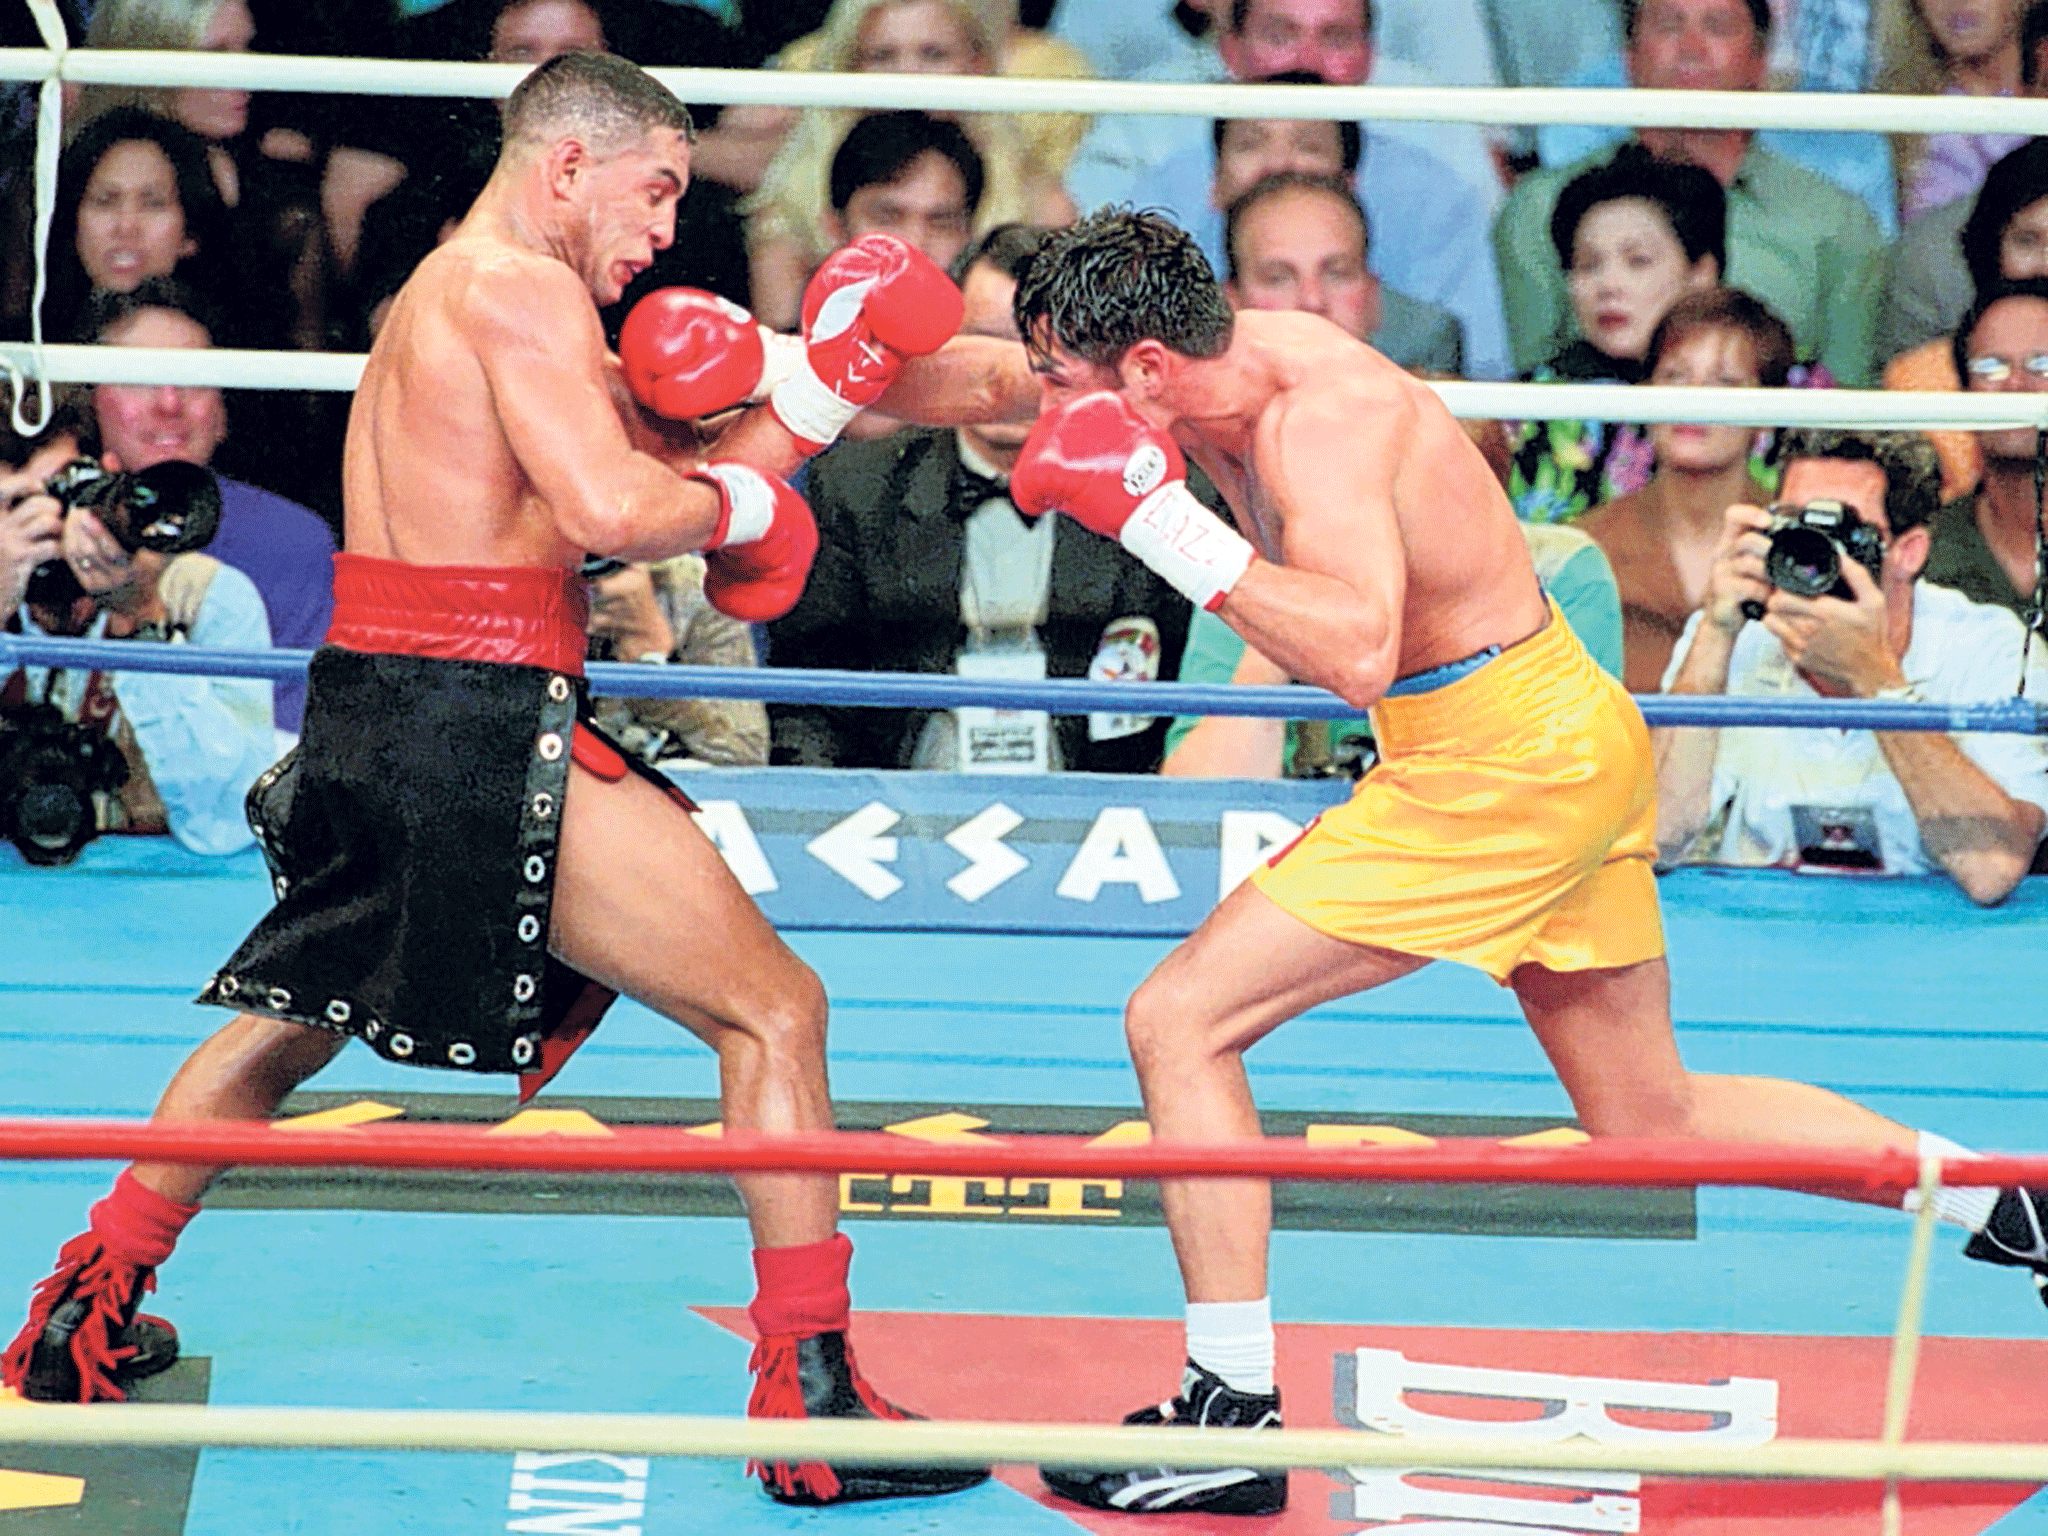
left=1011, top=208, right=1234, bottom=368
left=1550, top=144, right=1728, bottom=277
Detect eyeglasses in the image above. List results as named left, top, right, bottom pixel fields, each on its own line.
left=1964, top=353, right=2048, bottom=385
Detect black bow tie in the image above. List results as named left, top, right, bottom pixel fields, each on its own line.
left=953, top=460, right=1009, bottom=513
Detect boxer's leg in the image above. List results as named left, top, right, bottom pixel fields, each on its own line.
left=1513, top=957, right=1911, bottom=1154
left=1127, top=877, right=1426, bottom=1305
left=549, top=761, right=989, bottom=1506
left=3, top=1013, right=342, bottom=1403
left=136, top=1013, right=350, bottom=1203
left=1514, top=959, right=2046, bottom=1302
left=549, top=759, right=835, bottom=1250
left=1045, top=881, right=1426, bottom=1517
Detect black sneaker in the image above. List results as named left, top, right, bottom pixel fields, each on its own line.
left=1964, top=1187, right=2048, bottom=1308
left=1042, top=1361, right=1287, bottom=1516
left=1, top=1234, right=181, bottom=1403
left=747, top=1330, right=990, bottom=1506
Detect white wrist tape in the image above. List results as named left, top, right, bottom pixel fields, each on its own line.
left=1120, top=483, right=1255, bottom=612
left=769, top=361, right=863, bottom=448
left=698, top=462, right=776, bottom=548
left=751, top=328, right=804, bottom=403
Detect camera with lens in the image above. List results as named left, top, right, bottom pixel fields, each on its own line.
left=23, top=459, right=222, bottom=610
left=0, top=699, right=129, bottom=866
left=1739, top=498, right=1887, bottom=621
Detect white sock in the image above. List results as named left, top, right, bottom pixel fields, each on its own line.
left=1902, top=1131, right=2002, bottom=1232
left=1185, top=1297, right=1274, bottom=1396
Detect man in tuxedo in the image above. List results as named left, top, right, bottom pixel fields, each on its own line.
left=767, top=223, right=1194, bottom=771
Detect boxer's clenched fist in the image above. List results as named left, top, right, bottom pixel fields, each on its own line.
left=1012, top=390, right=1254, bottom=612
left=769, top=234, right=965, bottom=453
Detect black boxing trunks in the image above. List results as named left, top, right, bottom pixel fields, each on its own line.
left=197, top=554, right=681, bottom=1096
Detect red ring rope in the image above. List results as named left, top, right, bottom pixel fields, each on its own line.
left=0, top=1118, right=2041, bottom=1197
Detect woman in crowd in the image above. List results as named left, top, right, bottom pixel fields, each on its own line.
left=745, top=0, right=1075, bottom=329
left=1884, top=137, right=2048, bottom=498
left=1876, top=0, right=2031, bottom=220
left=1578, top=288, right=1795, bottom=693
left=71, top=0, right=326, bottom=355
left=41, top=108, right=233, bottom=343
left=1508, top=147, right=1726, bottom=524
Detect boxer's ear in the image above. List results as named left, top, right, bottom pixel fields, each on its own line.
left=1116, top=339, right=1174, bottom=399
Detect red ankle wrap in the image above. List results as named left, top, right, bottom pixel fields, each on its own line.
left=747, top=1232, right=852, bottom=1340
left=88, top=1172, right=199, bottom=1269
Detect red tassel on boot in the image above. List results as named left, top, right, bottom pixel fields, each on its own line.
left=747, top=1333, right=841, bottom=1502
left=745, top=1233, right=853, bottom=1500
left=1, top=1172, right=195, bottom=1403
left=2, top=1235, right=159, bottom=1402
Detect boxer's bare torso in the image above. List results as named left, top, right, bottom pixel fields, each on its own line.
left=342, top=126, right=725, bottom=573
left=1039, top=310, right=1546, bottom=688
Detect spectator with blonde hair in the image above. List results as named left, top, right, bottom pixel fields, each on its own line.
left=745, top=0, right=1075, bottom=329
left=1874, top=0, right=2030, bottom=219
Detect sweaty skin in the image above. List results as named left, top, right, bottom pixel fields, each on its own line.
left=345, top=125, right=807, bottom=569
left=1036, top=309, right=1547, bottom=702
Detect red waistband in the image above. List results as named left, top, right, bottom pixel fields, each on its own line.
left=326, top=553, right=589, bottom=674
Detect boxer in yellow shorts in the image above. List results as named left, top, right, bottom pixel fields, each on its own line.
left=1253, top=594, right=1664, bottom=982
left=1007, top=210, right=1976, bottom=1520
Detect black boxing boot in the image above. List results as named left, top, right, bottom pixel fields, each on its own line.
left=1041, top=1360, right=1287, bottom=1516
left=2, top=1232, right=180, bottom=1402
left=1964, top=1187, right=2048, bottom=1306
left=746, top=1329, right=990, bottom=1505
left=2, top=1172, right=195, bottom=1403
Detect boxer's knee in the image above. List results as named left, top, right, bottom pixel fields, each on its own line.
left=1125, top=971, right=1210, bottom=1077
left=743, top=964, right=829, bottom=1064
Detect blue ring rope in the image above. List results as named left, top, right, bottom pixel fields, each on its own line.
left=2, top=634, right=2042, bottom=736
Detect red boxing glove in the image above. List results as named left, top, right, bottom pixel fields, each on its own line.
left=690, top=462, right=819, bottom=622
left=620, top=287, right=796, bottom=422
left=1012, top=391, right=1256, bottom=612
left=770, top=233, right=965, bottom=453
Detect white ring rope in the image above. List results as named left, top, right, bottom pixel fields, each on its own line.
left=4, top=341, right=2042, bottom=431
left=4, top=39, right=2046, bottom=429
left=0, top=1404, right=2045, bottom=1479
left=3, top=47, right=2048, bottom=134
left=0, top=2, right=63, bottom=437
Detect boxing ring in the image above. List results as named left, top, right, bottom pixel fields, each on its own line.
left=4, top=14, right=2048, bottom=1534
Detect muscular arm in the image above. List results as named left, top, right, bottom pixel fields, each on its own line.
left=874, top=335, right=1038, bottom=429
left=686, top=337, right=1036, bottom=479
left=475, top=261, right=727, bottom=561
left=1213, top=389, right=1408, bottom=710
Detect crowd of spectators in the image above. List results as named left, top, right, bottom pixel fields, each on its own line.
left=3, top=0, right=2048, bottom=897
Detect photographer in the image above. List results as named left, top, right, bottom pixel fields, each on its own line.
left=584, top=556, right=769, bottom=768
left=1654, top=428, right=2048, bottom=904
left=1, top=424, right=273, bottom=859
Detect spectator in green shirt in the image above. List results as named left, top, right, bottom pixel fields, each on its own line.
left=1490, top=0, right=1887, bottom=387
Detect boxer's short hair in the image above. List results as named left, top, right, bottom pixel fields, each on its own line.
left=502, top=50, right=694, bottom=154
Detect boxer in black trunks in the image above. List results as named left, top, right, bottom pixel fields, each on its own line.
left=1, top=52, right=1021, bottom=1509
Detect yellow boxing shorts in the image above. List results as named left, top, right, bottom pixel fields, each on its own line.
left=1250, top=598, right=1664, bottom=982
